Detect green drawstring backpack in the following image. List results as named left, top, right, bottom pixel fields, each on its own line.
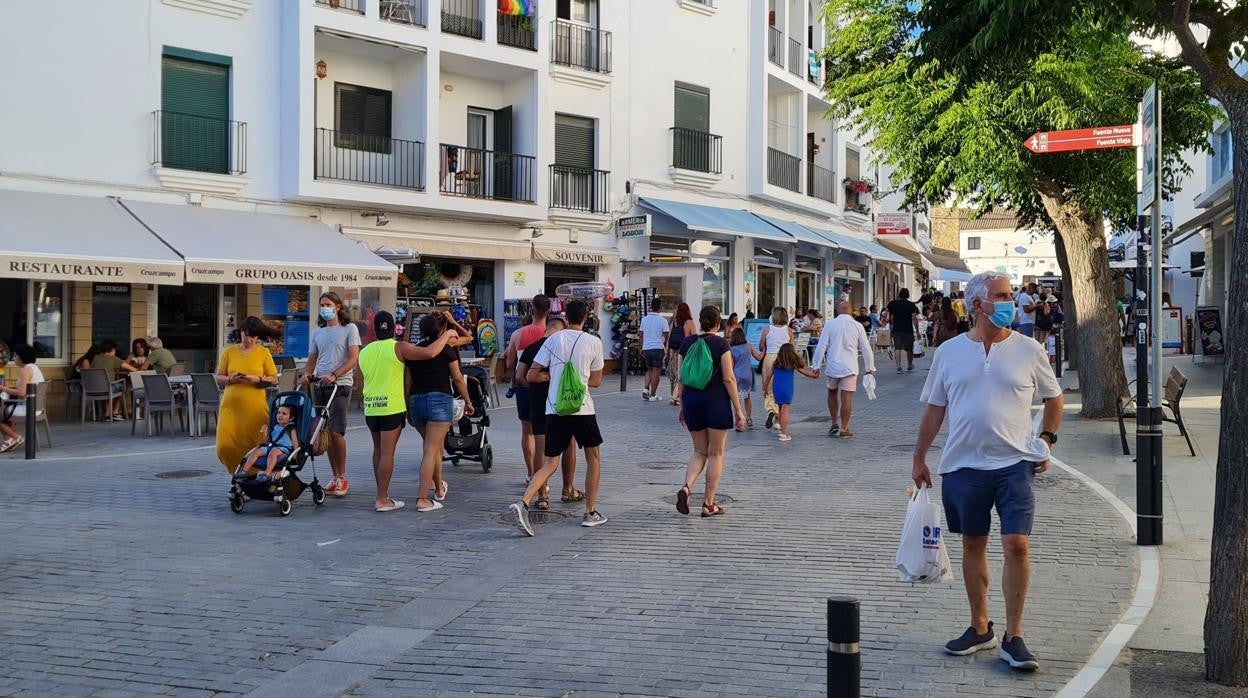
left=554, top=334, right=587, bottom=416
left=680, top=335, right=714, bottom=390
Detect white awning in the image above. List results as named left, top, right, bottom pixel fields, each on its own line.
left=0, top=190, right=185, bottom=285
left=342, top=228, right=533, bottom=261
left=123, top=202, right=398, bottom=287
left=532, top=243, right=619, bottom=265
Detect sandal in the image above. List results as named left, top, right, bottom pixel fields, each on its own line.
left=746, top=419, right=754, bottom=427
left=0, top=439, right=15, bottom=453
left=701, top=502, right=725, bottom=517
left=676, top=485, right=691, bottom=515
left=535, top=495, right=550, bottom=511
left=560, top=489, right=585, bottom=503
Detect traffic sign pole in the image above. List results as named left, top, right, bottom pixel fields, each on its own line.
left=1136, top=83, right=1164, bottom=547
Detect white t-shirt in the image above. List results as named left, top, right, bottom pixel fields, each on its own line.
left=1017, top=292, right=1036, bottom=324
left=920, top=332, right=1061, bottom=475
left=533, top=329, right=605, bottom=416
left=639, top=313, right=668, bottom=351
left=811, top=314, right=876, bottom=377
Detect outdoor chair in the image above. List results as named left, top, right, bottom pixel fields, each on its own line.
left=795, top=331, right=812, bottom=361
left=79, top=368, right=124, bottom=423
left=277, top=356, right=297, bottom=371
left=30, top=381, right=52, bottom=448
left=63, top=378, right=82, bottom=421
left=1116, top=366, right=1196, bottom=457
left=190, top=373, right=221, bottom=434
left=168, top=362, right=188, bottom=377
left=140, top=374, right=186, bottom=437
left=128, top=370, right=157, bottom=435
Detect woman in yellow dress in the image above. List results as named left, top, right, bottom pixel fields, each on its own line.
left=215, top=317, right=280, bottom=473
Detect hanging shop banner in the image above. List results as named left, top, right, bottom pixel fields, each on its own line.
left=616, top=215, right=652, bottom=239
left=183, top=261, right=396, bottom=287
left=875, top=213, right=913, bottom=237
left=531, top=244, right=619, bottom=265
left=1196, top=305, right=1223, bottom=356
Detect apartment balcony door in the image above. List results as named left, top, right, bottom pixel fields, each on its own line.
left=465, top=109, right=491, bottom=198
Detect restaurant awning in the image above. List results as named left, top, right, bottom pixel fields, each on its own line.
left=122, top=201, right=398, bottom=287
left=812, top=224, right=910, bottom=265
left=753, top=214, right=836, bottom=250
left=0, top=190, right=185, bottom=285
left=343, top=228, right=532, bottom=261
left=639, top=197, right=794, bottom=243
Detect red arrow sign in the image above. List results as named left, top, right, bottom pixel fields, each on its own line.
left=1025, top=124, right=1138, bottom=154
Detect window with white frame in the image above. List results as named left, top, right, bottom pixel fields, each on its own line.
left=0, top=279, right=67, bottom=362
left=1213, top=127, right=1232, bottom=183
left=966, top=236, right=981, bottom=251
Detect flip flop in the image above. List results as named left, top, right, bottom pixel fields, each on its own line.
left=416, top=501, right=444, bottom=513
left=676, top=486, right=691, bottom=515
left=434, top=482, right=449, bottom=502
left=375, top=500, right=406, bottom=513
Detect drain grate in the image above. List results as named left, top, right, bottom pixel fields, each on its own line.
left=660, top=492, right=737, bottom=506
left=638, top=461, right=684, bottom=470
left=492, top=509, right=571, bottom=526
left=802, top=415, right=833, bottom=423
left=154, top=469, right=213, bottom=479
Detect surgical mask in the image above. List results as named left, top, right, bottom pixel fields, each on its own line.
left=319, top=307, right=335, bottom=322
left=985, top=300, right=1015, bottom=329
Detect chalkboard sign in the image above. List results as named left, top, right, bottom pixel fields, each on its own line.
left=1196, top=306, right=1224, bottom=356
left=406, top=307, right=439, bottom=346
left=92, top=283, right=131, bottom=351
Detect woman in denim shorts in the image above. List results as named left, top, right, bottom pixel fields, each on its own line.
left=406, top=312, right=474, bottom=513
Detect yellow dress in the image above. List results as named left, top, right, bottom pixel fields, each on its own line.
left=215, top=345, right=277, bottom=473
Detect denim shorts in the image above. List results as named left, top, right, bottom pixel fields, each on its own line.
left=407, top=392, right=454, bottom=428
left=941, top=460, right=1036, bottom=536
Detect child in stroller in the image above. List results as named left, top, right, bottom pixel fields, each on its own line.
left=444, top=364, right=494, bottom=471
left=239, top=404, right=300, bottom=482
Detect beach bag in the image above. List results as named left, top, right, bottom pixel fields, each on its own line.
left=862, top=373, right=878, bottom=401
left=680, top=336, right=714, bottom=390
left=310, top=424, right=330, bottom=457
left=895, top=486, right=954, bottom=583
left=554, top=335, right=587, bottom=416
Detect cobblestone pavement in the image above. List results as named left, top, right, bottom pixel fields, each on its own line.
left=0, top=352, right=1135, bottom=697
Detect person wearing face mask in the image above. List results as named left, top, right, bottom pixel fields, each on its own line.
left=215, top=317, right=281, bottom=473
left=301, top=292, right=362, bottom=498
left=911, top=271, right=1064, bottom=673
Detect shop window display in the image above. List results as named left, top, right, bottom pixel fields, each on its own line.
left=0, top=279, right=66, bottom=361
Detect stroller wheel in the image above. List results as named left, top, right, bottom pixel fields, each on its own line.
left=278, top=499, right=293, bottom=517
left=312, top=484, right=326, bottom=505
left=230, top=496, right=245, bottom=514
left=482, top=445, right=493, bottom=472
left=451, top=456, right=460, bottom=466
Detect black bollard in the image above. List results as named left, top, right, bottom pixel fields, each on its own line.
left=1053, top=326, right=1063, bottom=378
left=827, top=596, right=860, bottom=697
left=24, top=393, right=36, bottom=460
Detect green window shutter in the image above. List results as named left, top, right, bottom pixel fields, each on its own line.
left=161, top=55, right=230, bottom=173
left=674, top=83, right=710, bottom=132
left=555, top=114, right=595, bottom=168
left=335, top=83, right=392, bottom=153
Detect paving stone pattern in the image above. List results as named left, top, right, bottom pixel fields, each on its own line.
left=0, top=354, right=1134, bottom=696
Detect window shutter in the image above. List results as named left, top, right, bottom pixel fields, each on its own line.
left=161, top=56, right=229, bottom=173
left=555, top=114, right=595, bottom=168
left=335, top=83, right=391, bottom=153
left=674, top=84, right=710, bottom=132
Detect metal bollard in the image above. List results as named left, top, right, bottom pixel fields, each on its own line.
left=1053, top=327, right=1063, bottom=378
left=827, top=596, right=860, bottom=697
left=24, top=393, right=36, bottom=460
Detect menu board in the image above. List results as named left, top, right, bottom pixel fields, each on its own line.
left=92, top=283, right=131, bottom=351
left=261, top=287, right=310, bottom=358
left=743, top=318, right=769, bottom=369
left=1196, top=306, right=1224, bottom=356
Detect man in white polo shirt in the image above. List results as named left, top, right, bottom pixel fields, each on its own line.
left=912, top=271, right=1063, bottom=672
left=810, top=299, right=876, bottom=438
left=638, top=298, right=669, bottom=402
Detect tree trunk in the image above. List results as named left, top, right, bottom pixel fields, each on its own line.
left=1203, top=98, right=1248, bottom=687
left=1051, top=229, right=1079, bottom=372
left=1035, top=189, right=1126, bottom=417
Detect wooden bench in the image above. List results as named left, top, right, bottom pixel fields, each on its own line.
left=1117, top=366, right=1197, bottom=457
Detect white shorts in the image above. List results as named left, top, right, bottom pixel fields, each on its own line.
left=826, top=374, right=857, bottom=392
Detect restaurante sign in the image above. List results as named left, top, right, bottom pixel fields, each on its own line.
left=4, top=257, right=184, bottom=285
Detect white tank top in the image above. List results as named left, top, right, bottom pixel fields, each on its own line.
left=764, top=325, right=790, bottom=355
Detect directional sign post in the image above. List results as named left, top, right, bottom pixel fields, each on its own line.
left=1024, top=124, right=1139, bottom=154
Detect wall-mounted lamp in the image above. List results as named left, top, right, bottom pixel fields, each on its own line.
left=530, top=228, right=543, bottom=239
left=316, top=60, right=328, bottom=79
left=363, top=212, right=389, bottom=227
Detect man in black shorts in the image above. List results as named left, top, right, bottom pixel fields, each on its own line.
left=884, top=288, right=922, bottom=374
left=510, top=300, right=606, bottom=535
left=515, top=317, right=582, bottom=510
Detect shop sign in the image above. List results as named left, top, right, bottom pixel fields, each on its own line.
left=875, top=212, right=913, bottom=237
left=184, top=261, right=396, bottom=287
left=616, top=214, right=651, bottom=239
left=531, top=246, right=619, bottom=265
left=4, top=256, right=184, bottom=285
left=513, top=271, right=527, bottom=286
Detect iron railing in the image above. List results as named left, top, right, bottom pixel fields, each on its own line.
left=767, top=26, right=784, bottom=67
left=807, top=162, right=835, bottom=203
left=315, top=128, right=424, bottom=190
left=767, top=147, right=801, bottom=192
left=442, top=0, right=482, bottom=39
left=498, top=11, right=537, bottom=50
left=671, top=127, right=723, bottom=174
left=440, top=144, right=535, bottom=202
left=152, top=110, right=246, bottom=176
left=550, top=165, right=610, bottom=213
left=551, top=20, right=612, bottom=73
left=788, top=37, right=803, bottom=76
left=380, top=0, right=426, bottom=26
left=315, top=0, right=364, bottom=13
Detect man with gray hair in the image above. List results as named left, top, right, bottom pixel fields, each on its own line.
left=913, top=270, right=1063, bottom=672
left=145, top=337, right=178, bottom=376
left=810, top=300, right=876, bottom=437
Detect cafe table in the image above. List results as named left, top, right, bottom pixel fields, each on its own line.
left=168, top=374, right=198, bottom=437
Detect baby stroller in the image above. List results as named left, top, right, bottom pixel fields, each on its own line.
left=228, top=387, right=334, bottom=516
left=445, top=364, right=494, bottom=472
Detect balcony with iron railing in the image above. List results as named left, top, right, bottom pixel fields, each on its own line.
left=498, top=11, right=537, bottom=50
left=550, top=165, right=609, bottom=213
left=551, top=20, right=612, bottom=73
left=787, top=37, right=803, bottom=77
left=152, top=110, right=247, bottom=176
left=314, top=128, right=425, bottom=190
left=442, top=0, right=482, bottom=39
left=380, top=0, right=426, bottom=26
left=807, top=162, right=835, bottom=203
left=767, top=147, right=801, bottom=192
left=767, top=26, right=783, bottom=67
left=439, top=144, right=535, bottom=202
left=315, top=0, right=364, bottom=13
left=670, top=127, right=723, bottom=175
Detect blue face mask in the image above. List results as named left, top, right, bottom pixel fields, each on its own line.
left=986, top=301, right=1015, bottom=329
left=319, top=307, right=336, bottom=322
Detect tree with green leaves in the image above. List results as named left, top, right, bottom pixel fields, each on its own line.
left=818, top=1, right=1213, bottom=420
left=911, top=0, right=1248, bottom=686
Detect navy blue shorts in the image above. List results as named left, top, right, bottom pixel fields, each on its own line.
left=681, top=389, right=734, bottom=432
left=941, top=460, right=1036, bottom=536
left=514, top=385, right=531, bottom=422
left=643, top=349, right=665, bottom=369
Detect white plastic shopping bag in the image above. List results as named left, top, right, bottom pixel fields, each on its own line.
left=912, top=339, right=925, bottom=358
left=895, top=486, right=955, bottom=583
left=862, top=373, right=878, bottom=401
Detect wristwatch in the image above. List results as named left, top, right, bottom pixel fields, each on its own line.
left=1040, top=430, right=1058, bottom=445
